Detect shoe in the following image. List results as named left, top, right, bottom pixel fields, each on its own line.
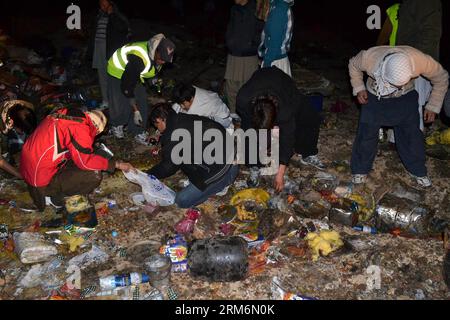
left=300, top=155, right=325, bottom=170
left=412, top=175, right=432, bottom=188
left=352, top=174, right=367, bottom=185
left=45, top=196, right=64, bottom=210
left=230, top=113, right=241, bottom=121
left=135, top=132, right=150, bottom=146
left=216, top=186, right=230, bottom=197
left=110, top=125, right=124, bottom=139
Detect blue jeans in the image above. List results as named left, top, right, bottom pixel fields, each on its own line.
left=175, top=165, right=239, bottom=208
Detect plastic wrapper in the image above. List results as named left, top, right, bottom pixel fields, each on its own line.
left=19, top=258, right=64, bottom=290
left=271, top=277, right=317, bottom=300
left=175, top=209, right=201, bottom=235
left=311, top=172, right=339, bottom=192
left=160, top=235, right=188, bottom=273
left=13, top=232, right=58, bottom=264
left=68, top=245, right=109, bottom=270
left=124, top=170, right=175, bottom=206
left=376, top=194, right=430, bottom=235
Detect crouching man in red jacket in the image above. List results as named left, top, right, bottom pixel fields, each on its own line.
left=20, top=107, right=134, bottom=211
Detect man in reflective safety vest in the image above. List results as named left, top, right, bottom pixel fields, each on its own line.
left=107, top=33, right=176, bottom=145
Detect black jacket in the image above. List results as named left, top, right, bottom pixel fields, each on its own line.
left=396, top=0, right=442, bottom=61
left=236, top=67, right=320, bottom=166
left=147, top=112, right=234, bottom=191
left=121, top=55, right=146, bottom=99
left=225, top=0, right=264, bottom=57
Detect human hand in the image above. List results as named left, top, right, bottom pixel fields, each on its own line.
left=424, top=109, right=437, bottom=123
left=133, top=110, right=143, bottom=126
left=357, top=90, right=369, bottom=105
left=116, top=161, right=135, bottom=173
left=273, top=172, right=285, bottom=193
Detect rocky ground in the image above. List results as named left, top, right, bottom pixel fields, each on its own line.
left=1, top=23, right=449, bottom=301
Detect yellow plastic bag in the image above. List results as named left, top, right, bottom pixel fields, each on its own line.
left=230, top=189, right=270, bottom=207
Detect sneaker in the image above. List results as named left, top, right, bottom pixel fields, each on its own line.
left=45, top=196, right=63, bottom=209
left=230, top=113, right=241, bottom=121
left=352, top=174, right=367, bottom=185
left=135, top=131, right=150, bottom=146
left=300, top=155, right=325, bottom=170
left=110, top=125, right=124, bottom=139
left=412, top=175, right=432, bottom=188
left=216, top=186, right=230, bottom=197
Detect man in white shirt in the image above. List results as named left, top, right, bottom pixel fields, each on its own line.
left=172, top=83, right=233, bottom=129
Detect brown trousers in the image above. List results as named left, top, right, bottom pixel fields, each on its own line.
left=28, top=161, right=103, bottom=211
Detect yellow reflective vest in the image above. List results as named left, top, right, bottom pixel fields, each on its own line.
left=107, top=41, right=160, bottom=83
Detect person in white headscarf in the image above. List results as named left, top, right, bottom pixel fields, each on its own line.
left=348, top=46, right=449, bottom=188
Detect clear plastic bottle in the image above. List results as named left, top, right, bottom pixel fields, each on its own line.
left=99, top=273, right=150, bottom=291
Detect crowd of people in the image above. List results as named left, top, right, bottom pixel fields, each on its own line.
left=0, top=0, right=449, bottom=212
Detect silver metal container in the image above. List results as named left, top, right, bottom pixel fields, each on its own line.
left=376, top=194, right=430, bottom=235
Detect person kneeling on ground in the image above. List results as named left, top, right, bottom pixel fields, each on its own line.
left=172, top=82, right=234, bottom=129
left=237, top=66, right=324, bottom=192
left=146, top=103, right=239, bottom=209
left=349, top=46, right=449, bottom=188
left=20, top=107, right=134, bottom=211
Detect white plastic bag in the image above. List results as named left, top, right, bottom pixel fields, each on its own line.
left=14, top=232, right=58, bottom=265
left=124, top=170, right=176, bottom=207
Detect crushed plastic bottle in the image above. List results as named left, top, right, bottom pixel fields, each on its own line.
left=353, top=225, right=377, bottom=234
left=99, top=273, right=150, bottom=291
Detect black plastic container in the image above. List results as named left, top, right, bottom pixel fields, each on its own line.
left=188, top=237, right=248, bottom=282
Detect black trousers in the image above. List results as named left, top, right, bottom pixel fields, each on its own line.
left=351, top=91, right=426, bottom=177
left=28, top=161, right=103, bottom=211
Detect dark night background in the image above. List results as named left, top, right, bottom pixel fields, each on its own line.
left=0, top=0, right=449, bottom=70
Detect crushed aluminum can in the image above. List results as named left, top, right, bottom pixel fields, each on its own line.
left=376, top=194, right=430, bottom=235
left=329, top=200, right=359, bottom=227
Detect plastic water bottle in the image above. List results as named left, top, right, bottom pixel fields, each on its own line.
left=99, top=273, right=150, bottom=291
left=353, top=225, right=377, bottom=234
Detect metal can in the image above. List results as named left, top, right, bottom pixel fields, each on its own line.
left=376, top=194, right=429, bottom=235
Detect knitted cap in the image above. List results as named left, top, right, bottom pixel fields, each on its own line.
left=86, top=110, right=107, bottom=134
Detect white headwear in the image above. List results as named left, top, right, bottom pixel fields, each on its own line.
left=373, top=52, right=413, bottom=99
